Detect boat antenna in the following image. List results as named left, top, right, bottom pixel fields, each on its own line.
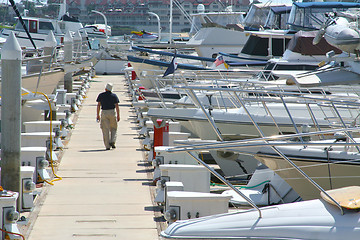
left=8, top=0, right=37, bottom=49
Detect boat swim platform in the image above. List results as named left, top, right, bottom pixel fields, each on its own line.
left=23, top=75, right=161, bottom=240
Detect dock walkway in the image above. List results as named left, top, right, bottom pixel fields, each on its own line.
left=26, top=75, right=159, bottom=240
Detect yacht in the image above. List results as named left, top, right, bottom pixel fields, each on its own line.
left=0, top=1, right=107, bottom=49
left=187, top=3, right=291, bottom=60
left=232, top=2, right=360, bottom=62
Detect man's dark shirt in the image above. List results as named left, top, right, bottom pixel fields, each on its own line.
left=96, top=91, right=119, bottom=110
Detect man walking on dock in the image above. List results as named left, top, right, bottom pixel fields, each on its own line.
left=96, top=83, right=120, bottom=150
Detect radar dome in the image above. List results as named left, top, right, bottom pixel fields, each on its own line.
left=197, top=4, right=205, bottom=13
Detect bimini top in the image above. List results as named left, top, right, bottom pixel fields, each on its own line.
left=293, top=2, right=360, bottom=9
left=288, top=2, right=360, bottom=31
left=270, top=5, right=292, bottom=14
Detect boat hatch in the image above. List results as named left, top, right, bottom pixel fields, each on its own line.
left=29, top=20, right=38, bottom=33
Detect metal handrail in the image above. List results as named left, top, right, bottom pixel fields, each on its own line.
left=330, top=101, right=360, bottom=153
left=215, top=88, right=344, bottom=213
left=172, top=85, right=360, bottom=107
left=278, top=95, right=304, bottom=144
left=261, top=100, right=283, bottom=135
left=166, top=127, right=360, bottom=152
left=187, top=87, right=223, bottom=141
left=167, top=86, right=351, bottom=214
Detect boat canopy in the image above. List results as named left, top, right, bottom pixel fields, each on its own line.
left=293, top=2, right=360, bottom=9
left=287, top=30, right=342, bottom=56
left=189, top=12, right=244, bottom=36
left=243, top=3, right=290, bottom=31
left=287, top=2, right=360, bottom=31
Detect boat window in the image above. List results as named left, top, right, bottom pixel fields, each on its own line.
left=189, top=16, right=201, bottom=36
left=59, top=22, right=66, bottom=30
left=39, top=21, right=54, bottom=31
left=264, top=7, right=291, bottom=30
left=241, top=35, right=290, bottom=57
left=243, top=5, right=271, bottom=30
left=207, top=14, right=243, bottom=27
left=15, top=19, right=28, bottom=30
left=29, top=20, right=38, bottom=33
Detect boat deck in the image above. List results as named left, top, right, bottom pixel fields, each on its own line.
left=24, top=75, right=160, bottom=240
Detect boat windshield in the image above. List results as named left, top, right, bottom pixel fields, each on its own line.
left=287, top=2, right=360, bottom=31
left=264, top=6, right=292, bottom=30
left=189, top=12, right=244, bottom=36
left=243, top=4, right=271, bottom=30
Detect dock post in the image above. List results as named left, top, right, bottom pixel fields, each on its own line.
left=43, top=30, right=57, bottom=64
left=81, top=31, right=88, bottom=56
left=64, top=72, right=73, bottom=93
left=73, top=31, right=82, bottom=62
left=64, top=31, right=74, bottom=93
left=64, top=31, right=73, bottom=63
left=1, top=32, right=22, bottom=210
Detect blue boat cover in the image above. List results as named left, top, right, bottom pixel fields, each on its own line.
left=127, top=55, right=208, bottom=70
left=219, top=52, right=268, bottom=62
left=132, top=46, right=217, bottom=63
left=127, top=55, right=267, bottom=69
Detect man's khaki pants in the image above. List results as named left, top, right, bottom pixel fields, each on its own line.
left=100, top=109, right=117, bottom=148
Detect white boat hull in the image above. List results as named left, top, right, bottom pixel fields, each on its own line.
left=1, top=29, right=60, bottom=49
left=161, top=199, right=360, bottom=239
left=0, top=68, right=64, bottom=96
left=187, top=27, right=248, bottom=60
left=147, top=104, right=356, bottom=140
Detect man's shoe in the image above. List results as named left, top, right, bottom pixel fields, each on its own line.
left=106, top=148, right=110, bottom=150
left=110, top=143, right=116, bottom=149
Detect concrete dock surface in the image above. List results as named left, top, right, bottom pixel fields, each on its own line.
left=25, top=75, right=160, bottom=240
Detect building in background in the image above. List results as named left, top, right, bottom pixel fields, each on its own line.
left=0, top=0, right=250, bottom=36
left=68, top=0, right=250, bottom=35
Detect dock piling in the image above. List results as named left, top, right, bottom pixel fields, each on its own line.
left=1, top=32, right=22, bottom=210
